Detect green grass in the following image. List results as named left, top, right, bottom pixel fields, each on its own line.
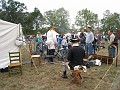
left=0, top=43, right=120, bottom=90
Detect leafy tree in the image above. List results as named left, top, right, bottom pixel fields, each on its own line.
left=0, top=0, right=7, bottom=18
left=0, top=0, right=27, bottom=24
left=44, top=7, right=70, bottom=34
left=32, top=7, right=45, bottom=30
left=22, top=12, right=34, bottom=35
left=0, top=0, right=7, bottom=11
left=75, top=8, right=98, bottom=31
left=101, top=10, right=120, bottom=33
left=23, top=7, right=46, bottom=35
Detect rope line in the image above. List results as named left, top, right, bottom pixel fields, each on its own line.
left=109, top=65, right=120, bottom=90
left=93, top=53, right=119, bottom=90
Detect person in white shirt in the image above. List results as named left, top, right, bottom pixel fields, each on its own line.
left=46, top=26, right=58, bottom=62
left=85, top=26, right=94, bottom=55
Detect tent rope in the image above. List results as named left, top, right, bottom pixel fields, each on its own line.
left=20, top=27, right=34, bottom=54
left=108, top=64, right=120, bottom=90
left=93, top=53, right=119, bottom=90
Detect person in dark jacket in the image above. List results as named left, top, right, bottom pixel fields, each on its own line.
left=79, top=32, right=86, bottom=49
left=67, top=38, right=85, bottom=70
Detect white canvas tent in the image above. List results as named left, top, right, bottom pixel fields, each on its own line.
left=0, top=19, right=23, bottom=68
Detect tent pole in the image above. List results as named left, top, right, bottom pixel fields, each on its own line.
left=19, top=24, right=21, bottom=37
left=116, top=44, right=118, bottom=67
left=19, top=46, right=22, bottom=65
left=18, top=24, right=22, bottom=65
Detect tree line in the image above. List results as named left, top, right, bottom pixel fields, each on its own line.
left=0, top=0, right=120, bottom=35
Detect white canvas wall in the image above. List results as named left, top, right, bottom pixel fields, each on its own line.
left=0, top=19, right=22, bottom=68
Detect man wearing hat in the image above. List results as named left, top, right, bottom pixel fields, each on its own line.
left=67, top=38, right=85, bottom=70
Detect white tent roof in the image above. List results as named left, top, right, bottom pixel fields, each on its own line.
left=0, top=19, right=23, bottom=68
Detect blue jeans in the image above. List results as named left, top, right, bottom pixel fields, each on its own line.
left=86, top=43, right=93, bottom=55
left=36, top=42, right=42, bottom=54
left=58, top=43, right=61, bottom=50
left=60, top=49, right=67, bottom=58
left=93, top=45, right=97, bottom=54
left=108, top=46, right=116, bottom=58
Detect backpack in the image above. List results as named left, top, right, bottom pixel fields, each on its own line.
left=113, top=35, right=118, bottom=45
left=92, top=37, right=98, bottom=44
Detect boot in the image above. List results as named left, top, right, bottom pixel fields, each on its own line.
left=62, top=70, right=68, bottom=78
left=62, top=63, right=68, bottom=78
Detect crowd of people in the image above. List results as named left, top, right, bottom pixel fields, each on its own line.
left=34, top=26, right=118, bottom=72
left=42, top=26, right=103, bottom=56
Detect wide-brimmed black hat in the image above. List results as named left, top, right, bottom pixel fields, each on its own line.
left=70, top=38, right=79, bottom=43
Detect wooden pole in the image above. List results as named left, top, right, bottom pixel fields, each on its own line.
left=29, top=41, right=31, bottom=52
left=29, top=41, right=32, bottom=66
left=18, top=24, right=22, bottom=65
left=19, top=46, right=22, bottom=65
left=116, top=44, right=118, bottom=67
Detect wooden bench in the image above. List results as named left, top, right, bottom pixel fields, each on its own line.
left=88, top=54, right=113, bottom=64
left=31, top=55, right=41, bottom=66
left=84, top=53, right=113, bottom=65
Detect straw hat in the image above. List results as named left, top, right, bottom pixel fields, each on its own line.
left=50, top=26, right=56, bottom=30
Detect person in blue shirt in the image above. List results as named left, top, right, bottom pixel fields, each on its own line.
left=57, top=34, right=63, bottom=50
left=36, top=32, right=43, bottom=54
left=85, top=26, right=94, bottom=55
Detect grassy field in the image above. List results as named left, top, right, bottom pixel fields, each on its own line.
left=0, top=43, right=120, bottom=90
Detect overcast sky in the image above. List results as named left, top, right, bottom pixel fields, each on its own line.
left=15, top=0, right=120, bottom=24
